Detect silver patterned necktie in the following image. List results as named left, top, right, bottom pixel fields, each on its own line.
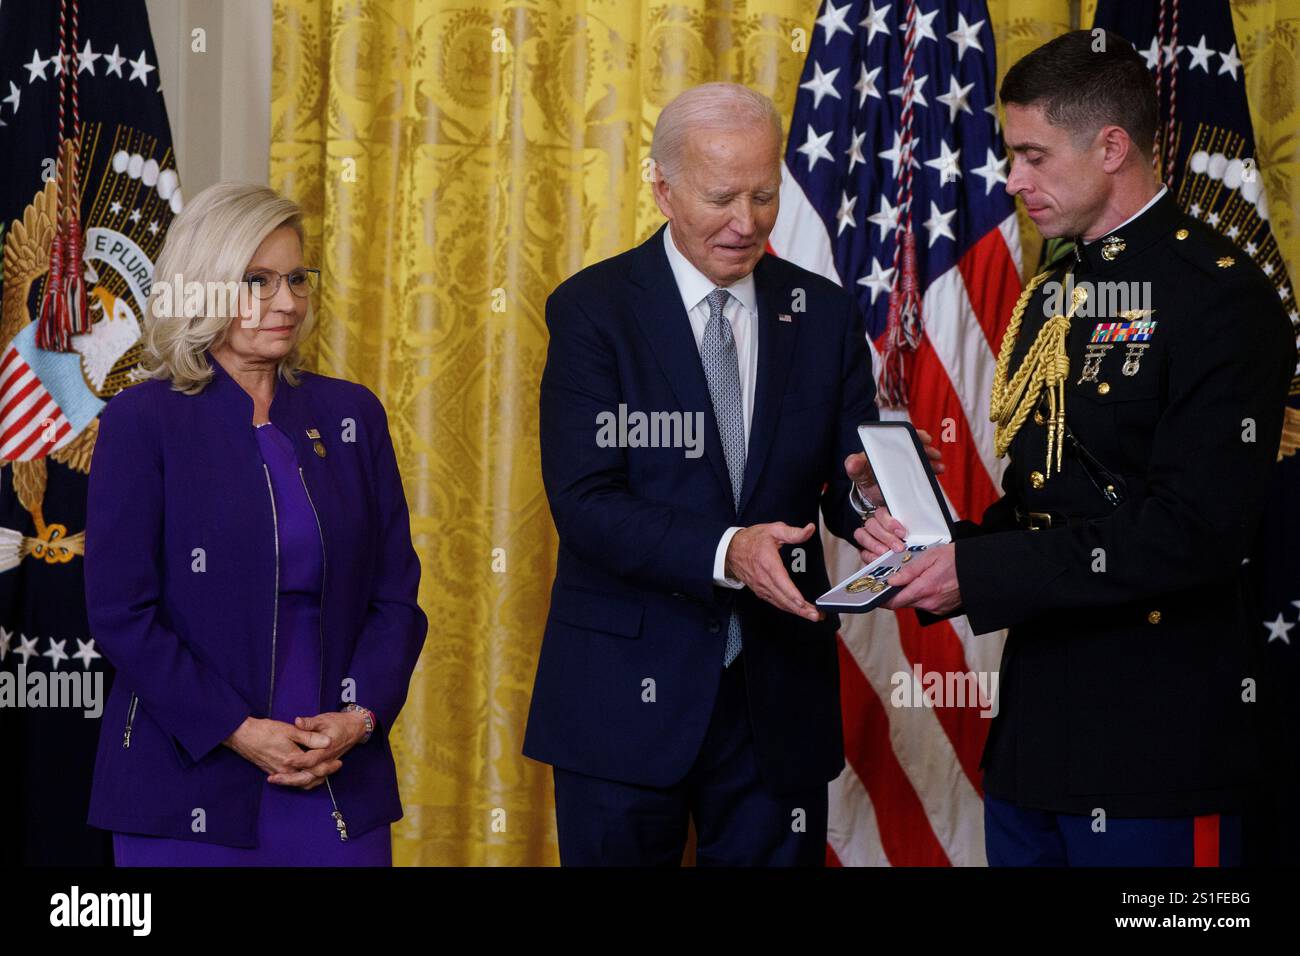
left=700, top=288, right=745, bottom=667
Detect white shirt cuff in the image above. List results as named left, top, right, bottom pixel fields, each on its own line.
left=713, top=527, right=745, bottom=589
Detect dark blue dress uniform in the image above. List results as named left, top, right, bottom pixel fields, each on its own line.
left=945, top=190, right=1295, bottom=865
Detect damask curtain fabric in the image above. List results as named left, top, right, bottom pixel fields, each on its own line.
left=260, top=0, right=1298, bottom=866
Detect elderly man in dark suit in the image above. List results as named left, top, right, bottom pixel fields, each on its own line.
left=523, top=82, right=928, bottom=866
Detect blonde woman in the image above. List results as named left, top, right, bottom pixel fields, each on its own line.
left=84, top=183, right=427, bottom=865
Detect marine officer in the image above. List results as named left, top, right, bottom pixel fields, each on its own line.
left=854, top=30, right=1295, bottom=866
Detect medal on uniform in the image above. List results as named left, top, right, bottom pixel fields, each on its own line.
left=1121, top=344, right=1149, bottom=376
left=1114, top=315, right=1157, bottom=376
left=1078, top=344, right=1110, bottom=384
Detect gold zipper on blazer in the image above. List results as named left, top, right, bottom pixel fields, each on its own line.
left=298, top=466, right=348, bottom=842
left=121, top=691, right=139, bottom=748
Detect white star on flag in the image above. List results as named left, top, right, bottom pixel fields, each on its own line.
left=24, top=49, right=49, bottom=83
left=857, top=257, right=896, bottom=305
left=44, top=638, right=69, bottom=670
left=816, top=2, right=853, bottom=43
left=800, top=62, right=842, bottom=108
left=3, top=82, right=21, bottom=113
left=798, top=125, right=835, bottom=171
left=1185, top=35, right=1214, bottom=73
left=128, top=50, right=155, bottom=85
left=912, top=8, right=939, bottom=44
left=15, top=633, right=39, bottom=665
left=77, top=38, right=101, bottom=75
left=923, top=201, right=956, bottom=246
left=867, top=194, right=899, bottom=241
left=946, top=13, right=985, bottom=62
left=889, top=73, right=928, bottom=108
left=104, top=44, right=126, bottom=78
left=936, top=76, right=974, bottom=123
left=924, top=139, right=962, bottom=185
left=73, top=638, right=102, bottom=670
left=877, top=130, right=919, bottom=180
left=1140, top=37, right=1161, bottom=71
left=972, top=148, right=1008, bottom=195
left=1218, top=44, right=1242, bottom=80
left=859, top=2, right=891, bottom=44
left=1264, top=613, right=1294, bottom=645
left=845, top=129, right=867, bottom=174
left=836, top=191, right=858, bottom=235
left=855, top=63, right=881, bottom=107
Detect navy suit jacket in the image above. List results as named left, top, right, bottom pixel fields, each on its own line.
left=523, top=225, right=878, bottom=795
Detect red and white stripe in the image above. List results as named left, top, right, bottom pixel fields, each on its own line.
left=0, top=345, right=73, bottom=461
left=771, top=161, right=1023, bottom=866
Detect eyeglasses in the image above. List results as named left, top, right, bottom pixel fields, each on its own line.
left=242, top=267, right=320, bottom=300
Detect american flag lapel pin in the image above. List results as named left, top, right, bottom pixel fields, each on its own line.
left=778, top=313, right=793, bottom=323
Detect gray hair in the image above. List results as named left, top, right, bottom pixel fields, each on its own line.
left=651, top=82, right=783, bottom=181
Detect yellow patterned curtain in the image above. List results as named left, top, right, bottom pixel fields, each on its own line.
left=269, top=0, right=1072, bottom=866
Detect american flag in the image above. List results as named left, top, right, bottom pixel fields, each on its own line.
left=768, top=0, right=1024, bottom=865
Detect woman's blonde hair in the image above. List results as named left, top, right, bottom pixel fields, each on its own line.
left=141, top=182, right=312, bottom=394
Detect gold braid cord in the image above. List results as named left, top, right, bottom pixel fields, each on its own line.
left=988, top=270, right=1089, bottom=480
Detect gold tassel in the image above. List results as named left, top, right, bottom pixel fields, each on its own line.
left=989, top=272, right=1088, bottom=482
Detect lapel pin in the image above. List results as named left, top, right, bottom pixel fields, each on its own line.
left=778, top=313, right=793, bottom=323
left=306, top=428, right=321, bottom=439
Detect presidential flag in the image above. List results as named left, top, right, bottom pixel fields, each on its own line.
left=0, top=0, right=180, bottom=864
left=769, top=0, right=1022, bottom=865
left=1091, top=0, right=1300, bottom=867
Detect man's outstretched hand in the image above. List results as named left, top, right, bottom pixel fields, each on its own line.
left=725, top=522, right=824, bottom=622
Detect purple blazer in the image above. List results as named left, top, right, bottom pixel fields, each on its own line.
left=84, top=352, right=427, bottom=846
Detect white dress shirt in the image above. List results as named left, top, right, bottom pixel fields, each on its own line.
left=662, top=226, right=758, bottom=589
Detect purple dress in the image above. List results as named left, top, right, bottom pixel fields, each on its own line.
left=113, top=422, right=392, bottom=866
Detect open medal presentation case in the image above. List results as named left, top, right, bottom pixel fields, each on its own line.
left=816, top=421, right=956, bottom=613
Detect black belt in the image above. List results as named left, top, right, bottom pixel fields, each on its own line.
left=1013, top=508, right=1093, bottom=530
